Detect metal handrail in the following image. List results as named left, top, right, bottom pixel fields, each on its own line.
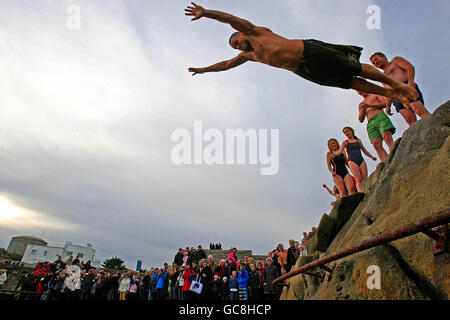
left=0, top=289, right=51, bottom=295
left=272, top=208, right=449, bottom=288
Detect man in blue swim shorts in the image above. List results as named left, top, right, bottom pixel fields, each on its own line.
left=370, top=52, right=431, bottom=127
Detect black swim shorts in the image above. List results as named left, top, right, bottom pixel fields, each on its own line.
left=294, top=39, right=363, bottom=89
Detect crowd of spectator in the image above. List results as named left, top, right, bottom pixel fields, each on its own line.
left=4, top=232, right=319, bottom=301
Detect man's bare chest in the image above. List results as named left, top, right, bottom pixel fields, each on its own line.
left=386, top=64, right=406, bottom=78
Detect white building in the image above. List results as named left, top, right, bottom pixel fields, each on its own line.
left=22, top=241, right=98, bottom=266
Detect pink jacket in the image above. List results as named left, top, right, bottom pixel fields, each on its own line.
left=228, top=251, right=237, bottom=263
left=228, top=251, right=239, bottom=269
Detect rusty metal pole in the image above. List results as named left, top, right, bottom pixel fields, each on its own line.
left=303, top=271, right=325, bottom=281
left=273, top=208, right=450, bottom=288
left=319, top=265, right=333, bottom=273
left=421, top=229, right=441, bottom=242
left=319, top=265, right=335, bottom=280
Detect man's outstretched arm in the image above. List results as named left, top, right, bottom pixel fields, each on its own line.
left=189, top=52, right=252, bottom=76
left=185, top=2, right=256, bottom=35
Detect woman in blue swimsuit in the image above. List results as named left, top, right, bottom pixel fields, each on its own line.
left=326, top=138, right=354, bottom=199
left=334, top=127, right=377, bottom=192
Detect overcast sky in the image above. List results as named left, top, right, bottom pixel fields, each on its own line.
left=0, top=0, right=449, bottom=269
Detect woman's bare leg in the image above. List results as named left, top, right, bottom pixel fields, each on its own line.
left=333, top=175, right=346, bottom=197
left=348, top=161, right=363, bottom=192
left=360, top=161, right=368, bottom=181
left=343, top=174, right=355, bottom=195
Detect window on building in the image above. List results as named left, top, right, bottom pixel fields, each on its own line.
left=44, top=251, right=48, bottom=256
left=31, top=250, right=37, bottom=255
left=77, top=253, right=84, bottom=258
left=66, top=251, right=73, bottom=257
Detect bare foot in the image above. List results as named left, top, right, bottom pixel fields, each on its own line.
left=387, top=89, right=411, bottom=108
left=393, top=82, right=419, bottom=102
left=395, top=94, right=411, bottom=109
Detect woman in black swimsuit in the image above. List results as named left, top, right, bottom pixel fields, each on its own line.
left=334, top=127, right=377, bottom=192
left=326, top=138, right=354, bottom=200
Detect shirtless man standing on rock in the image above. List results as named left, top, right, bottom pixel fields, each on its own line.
left=185, top=2, right=418, bottom=107
left=358, top=92, right=395, bottom=163
left=370, top=52, right=430, bottom=126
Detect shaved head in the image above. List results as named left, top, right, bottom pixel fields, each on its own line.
left=229, top=32, right=241, bottom=46
left=370, top=52, right=387, bottom=60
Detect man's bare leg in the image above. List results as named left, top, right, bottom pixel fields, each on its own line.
left=371, top=138, right=388, bottom=162
left=410, top=100, right=431, bottom=119
left=382, top=130, right=395, bottom=153
left=350, top=77, right=411, bottom=107
left=399, top=109, right=417, bottom=126
left=359, top=64, right=419, bottom=103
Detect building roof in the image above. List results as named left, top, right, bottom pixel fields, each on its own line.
left=12, top=235, right=48, bottom=244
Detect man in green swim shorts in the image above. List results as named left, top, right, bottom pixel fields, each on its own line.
left=358, top=92, right=395, bottom=162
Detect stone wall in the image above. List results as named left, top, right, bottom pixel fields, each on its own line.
left=204, top=250, right=266, bottom=263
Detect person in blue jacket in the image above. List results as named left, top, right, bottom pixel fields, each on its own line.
left=237, top=264, right=249, bottom=300
left=156, top=268, right=168, bottom=300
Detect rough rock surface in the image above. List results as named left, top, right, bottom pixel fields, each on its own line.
left=281, top=101, right=450, bottom=300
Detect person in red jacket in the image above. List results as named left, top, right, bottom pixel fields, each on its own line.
left=182, top=264, right=195, bottom=300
